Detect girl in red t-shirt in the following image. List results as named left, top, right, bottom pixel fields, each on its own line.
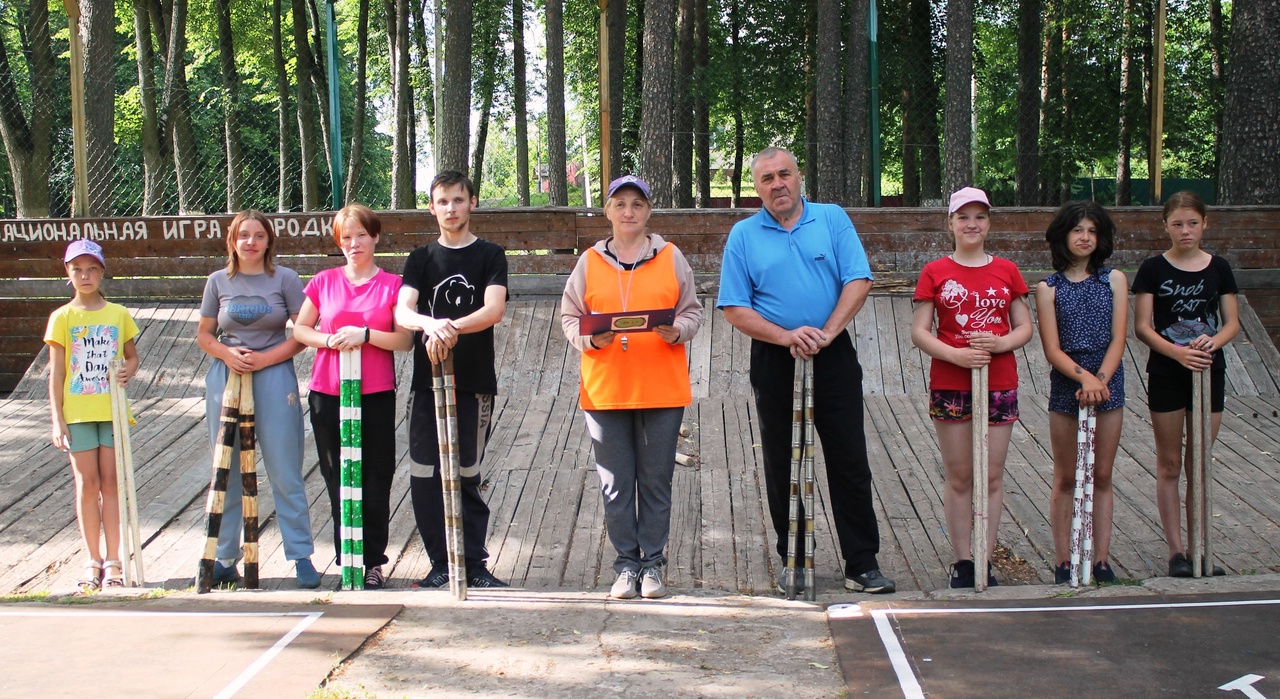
left=911, top=187, right=1033, bottom=589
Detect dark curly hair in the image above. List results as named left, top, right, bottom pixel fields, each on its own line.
left=1045, top=200, right=1115, bottom=273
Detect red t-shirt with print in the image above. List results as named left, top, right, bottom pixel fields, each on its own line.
left=913, top=255, right=1029, bottom=391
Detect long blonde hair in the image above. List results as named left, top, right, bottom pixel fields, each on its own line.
left=225, top=209, right=276, bottom=278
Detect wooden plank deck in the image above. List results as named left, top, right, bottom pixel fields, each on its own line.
left=2, top=294, right=1279, bottom=595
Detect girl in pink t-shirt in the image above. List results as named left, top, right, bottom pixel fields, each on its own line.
left=293, top=204, right=413, bottom=588
left=911, top=187, right=1033, bottom=589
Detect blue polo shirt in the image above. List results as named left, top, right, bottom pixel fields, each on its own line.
left=716, top=199, right=873, bottom=330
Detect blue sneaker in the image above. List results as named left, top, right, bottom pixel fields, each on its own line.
left=295, top=558, right=321, bottom=589
left=212, top=561, right=240, bottom=586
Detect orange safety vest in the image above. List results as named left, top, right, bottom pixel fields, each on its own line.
left=580, top=244, right=692, bottom=410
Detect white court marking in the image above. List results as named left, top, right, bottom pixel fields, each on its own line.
left=0, top=609, right=324, bottom=698
left=829, top=598, right=1280, bottom=699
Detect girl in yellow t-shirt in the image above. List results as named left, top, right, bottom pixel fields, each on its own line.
left=44, top=240, right=140, bottom=590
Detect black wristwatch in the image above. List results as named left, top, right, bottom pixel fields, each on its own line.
left=364, top=326, right=370, bottom=343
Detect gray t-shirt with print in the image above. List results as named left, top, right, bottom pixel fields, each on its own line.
left=200, top=267, right=306, bottom=351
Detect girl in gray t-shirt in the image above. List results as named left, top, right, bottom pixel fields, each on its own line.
left=195, top=209, right=320, bottom=589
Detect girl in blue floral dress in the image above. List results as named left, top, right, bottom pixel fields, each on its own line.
left=1035, top=201, right=1128, bottom=584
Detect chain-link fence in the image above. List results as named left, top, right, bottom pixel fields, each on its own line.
left=0, top=0, right=1227, bottom=218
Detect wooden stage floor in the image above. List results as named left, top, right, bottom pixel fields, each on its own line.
left=2, top=296, right=1279, bottom=595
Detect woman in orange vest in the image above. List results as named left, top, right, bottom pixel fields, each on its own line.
left=561, top=175, right=703, bottom=600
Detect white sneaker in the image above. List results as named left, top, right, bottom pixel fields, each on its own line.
left=640, top=566, right=668, bottom=599
left=610, top=570, right=639, bottom=599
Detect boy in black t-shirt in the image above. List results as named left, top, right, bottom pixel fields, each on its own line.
left=395, top=171, right=510, bottom=588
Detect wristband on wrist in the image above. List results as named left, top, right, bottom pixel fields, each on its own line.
left=588, top=336, right=599, bottom=350
left=325, top=334, right=335, bottom=349
left=364, top=326, right=371, bottom=343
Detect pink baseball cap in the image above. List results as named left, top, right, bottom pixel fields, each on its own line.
left=948, top=187, right=991, bottom=214
left=64, top=239, right=106, bottom=267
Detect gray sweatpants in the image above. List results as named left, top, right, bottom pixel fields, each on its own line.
left=584, top=407, right=684, bottom=574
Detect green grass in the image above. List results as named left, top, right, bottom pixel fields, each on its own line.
left=0, top=591, right=51, bottom=604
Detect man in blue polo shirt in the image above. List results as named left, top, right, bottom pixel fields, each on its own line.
left=718, top=146, right=895, bottom=595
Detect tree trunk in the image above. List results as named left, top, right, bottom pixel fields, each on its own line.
left=273, top=0, right=295, bottom=210
left=1218, top=0, right=1280, bottom=204
left=1208, top=0, right=1225, bottom=183
left=639, top=0, right=674, bottom=207
left=162, top=0, right=200, bottom=214
left=943, top=0, right=974, bottom=197
left=693, top=0, right=710, bottom=206
left=411, top=0, right=435, bottom=159
left=546, top=0, right=568, bottom=204
left=81, top=0, right=116, bottom=215
left=842, top=0, right=869, bottom=206
left=1039, top=4, right=1065, bottom=205
left=1116, top=0, right=1133, bottom=205
left=672, top=0, right=695, bottom=207
left=216, top=0, right=244, bottom=212
left=439, top=0, right=472, bottom=172
left=291, top=0, right=321, bottom=209
left=513, top=0, right=530, bottom=204
left=804, top=0, right=817, bottom=200
left=307, top=0, right=333, bottom=176
left=471, top=1, right=502, bottom=199
left=607, top=0, right=627, bottom=181
left=812, top=0, right=842, bottom=202
left=388, top=0, right=414, bottom=207
left=132, top=0, right=166, bottom=214
left=1015, top=0, right=1041, bottom=205
left=626, top=0, right=645, bottom=173
left=730, top=0, right=742, bottom=206
left=0, top=0, right=53, bottom=217
left=899, top=0, right=920, bottom=205
left=345, top=0, right=369, bottom=202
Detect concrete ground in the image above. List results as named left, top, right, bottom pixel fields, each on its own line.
left=5, top=573, right=1280, bottom=698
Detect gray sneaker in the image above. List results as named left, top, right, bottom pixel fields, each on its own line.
left=640, top=566, right=668, bottom=599
left=845, top=568, right=896, bottom=594
left=610, top=570, right=639, bottom=599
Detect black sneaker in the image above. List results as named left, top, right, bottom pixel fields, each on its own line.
left=985, top=562, right=999, bottom=588
left=467, top=566, right=510, bottom=588
left=1054, top=562, right=1071, bottom=584
left=776, top=569, right=805, bottom=595
left=846, top=569, right=896, bottom=594
left=1168, top=553, right=1193, bottom=578
left=949, top=560, right=975, bottom=589
left=1092, top=561, right=1116, bottom=584
left=364, top=565, right=386, bottom=590
left=412, top=565, right=449, bottom=589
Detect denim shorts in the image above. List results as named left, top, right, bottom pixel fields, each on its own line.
left=929, top=389, right=1020, bottom=425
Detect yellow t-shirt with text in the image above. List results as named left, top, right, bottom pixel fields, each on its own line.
left=44, top=302, right=140, bottom=424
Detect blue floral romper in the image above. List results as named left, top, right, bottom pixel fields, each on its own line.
left=1046, top=268, right=1125, bottom=413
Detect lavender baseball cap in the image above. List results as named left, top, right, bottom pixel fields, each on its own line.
left=606, top=175, right=651, bottom=201
left=64, top=239, right=106, bottom=267
left=948, top=186, right=991, bottom=214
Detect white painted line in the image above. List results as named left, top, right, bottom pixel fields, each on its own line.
left=872, top=609, right=925, bottom=699
left=874, top=597, right=1280, bottom=618
left=0, top=609, right=325, bottom=698
left=214, top=611, right=323, bottom=699
left=0, top=610, right=318, bottom=618
left=866, top=597, right=1280, bottom=698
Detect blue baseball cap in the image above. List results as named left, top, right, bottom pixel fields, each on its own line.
left=606, top=175, right=651, bottom=201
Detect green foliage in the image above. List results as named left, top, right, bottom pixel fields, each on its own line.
left=0, top=0, right=1239, bottom=216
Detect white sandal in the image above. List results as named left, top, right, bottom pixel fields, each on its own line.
left=78, top=560, right=103, bottom=591
left=102, top=560, right=125, bottom=588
